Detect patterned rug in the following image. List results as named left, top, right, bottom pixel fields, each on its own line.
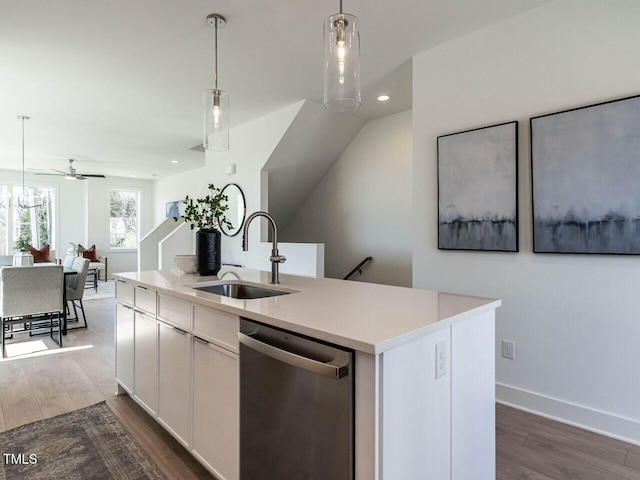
left=84, top=279, right=115, bottom=300
left=0, top=402, right=166, bottom=480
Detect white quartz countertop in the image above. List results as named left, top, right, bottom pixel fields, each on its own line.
left=114, top=267, right=500, bottom=355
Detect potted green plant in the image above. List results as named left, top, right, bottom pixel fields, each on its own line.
left=174, top=184, right=232, bottom=275
left=68, top=242, right=86, bottom=257
left=13, top=237, right=34, bottom=267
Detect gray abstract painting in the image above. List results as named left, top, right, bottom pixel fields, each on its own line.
left=531, top=95, right=640, bottom=254
left=438, top=121, right=518, bottom=252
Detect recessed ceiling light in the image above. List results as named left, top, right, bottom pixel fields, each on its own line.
left=377, top=95, right=390, bottom=102
left=170, top=160, right=179, bottom=164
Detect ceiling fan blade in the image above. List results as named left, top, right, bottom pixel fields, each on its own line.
left=34, top=172, right=64, bottom=176
left=76, top=176, right=88, bottom=180
left=78, top=174, right=106, bottom=178
left=51, top=169, right=67, bottom=174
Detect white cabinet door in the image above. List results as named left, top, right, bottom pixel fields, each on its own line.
left=115, top=303, right=134, bottom=392
left=134, top=311, right=158, bottom=415
left=115, top=280, right=134, bottom=305
left=158, top=321, right=192, bottom=447
left=192, top=337, right=239, bottom=480
left=158, top=294, right=191, bottom=330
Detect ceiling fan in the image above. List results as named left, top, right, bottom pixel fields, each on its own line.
left=35, top=159, right=106, bottom=180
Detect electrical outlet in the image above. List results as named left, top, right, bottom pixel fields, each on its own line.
left=436, top=340, right=447, bottom=379
left=502, top=340, right=515, bottom=360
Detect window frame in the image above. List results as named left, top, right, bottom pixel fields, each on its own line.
left=108, top=186, right=141, bottom=253
left=0, top=179, right=57, bottom=256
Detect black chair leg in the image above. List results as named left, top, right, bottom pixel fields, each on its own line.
left=79, top=300, right=87, bottom=328
left=66, top=300, right=87, bottom=331
left=55, top=312, right=62, bottom=347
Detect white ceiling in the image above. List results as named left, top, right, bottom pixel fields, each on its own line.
left=0, top=0, right=553, bottom=179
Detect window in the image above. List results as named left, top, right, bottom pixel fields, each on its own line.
left=0, top=184, right=55, bottom=255
left=110, top=189, right=139, bottom=248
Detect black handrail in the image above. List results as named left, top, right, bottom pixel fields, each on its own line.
left=343, top=257, right=373, bottom=280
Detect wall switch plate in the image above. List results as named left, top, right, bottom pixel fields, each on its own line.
left=225, top=163, right=236, bottom=175
left=436, top=340, right=447, bottom=379
left=502, top=340, right=515, bottom=360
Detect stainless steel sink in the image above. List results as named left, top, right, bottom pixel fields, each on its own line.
left=190, top=283, right=291, bottom=299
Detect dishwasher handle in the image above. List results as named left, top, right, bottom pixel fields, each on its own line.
left=238, top=332, right=348, bottom=380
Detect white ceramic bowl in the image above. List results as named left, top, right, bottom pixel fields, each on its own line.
left=174, top=254, right=197, bottom=274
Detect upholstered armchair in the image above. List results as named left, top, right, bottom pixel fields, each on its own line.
left=80, top=245, right=108, bottom=282
left=29, top=244, right=57, bottom=263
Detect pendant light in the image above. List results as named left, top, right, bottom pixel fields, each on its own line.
left=204, top=14, right=229, bottom=152
left=323, top=0, right=361, bottom=111
left=16, top=115, right=41, bottom=210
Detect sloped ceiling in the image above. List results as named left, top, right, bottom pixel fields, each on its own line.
left=263, top=101, right=367, bottom=231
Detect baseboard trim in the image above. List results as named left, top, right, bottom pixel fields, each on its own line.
left=496, top=382, right=640, bottom=446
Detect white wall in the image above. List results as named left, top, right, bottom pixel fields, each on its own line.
left=413, top=0, right=640, bottom=442
left=0, top=169, right=153, bottom=274
left=87, top=175, right=154, bottom=275
left=153, top=101, right=312, bottom=269
left=0, top=170, right=85, bottom=256
left=283, top=110, right=412, bottom=286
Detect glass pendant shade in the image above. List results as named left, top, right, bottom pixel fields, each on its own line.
left=204, top=88, right=229, bottom=152
left=323, top=13, right=361, bottom=111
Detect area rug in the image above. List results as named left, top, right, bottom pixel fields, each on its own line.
left=84, top=279, right=115, bottom=300
left=0, top=402, right=166, bottom=480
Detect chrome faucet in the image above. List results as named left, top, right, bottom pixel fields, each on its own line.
left=242, top=211, right=286, bottom=284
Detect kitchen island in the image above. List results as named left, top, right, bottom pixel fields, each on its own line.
left=114, top=266, right=500, bottom=480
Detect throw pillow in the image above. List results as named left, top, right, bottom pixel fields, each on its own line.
left=82, top=244, right=100, bottom=262
left=29, top=244, right=50, bottom=263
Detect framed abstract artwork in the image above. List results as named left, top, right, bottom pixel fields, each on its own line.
left=531, top=94, right=640, bottom=254
left=438, top=121, right=518, bottom=252
left=166, top=200, right=186, bottom=219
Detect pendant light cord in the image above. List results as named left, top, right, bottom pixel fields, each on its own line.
left=21, top=117, right=25, bottom=199
left=18, top=115, right=29, bottom=205
left=214, top=20, right=218, bottom=90
left=340, top=0, right=343, bottom=14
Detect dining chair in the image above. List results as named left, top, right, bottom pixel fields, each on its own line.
left=66, top=257, right=90, bottom=330
left=63, top=255, right=76, bottom=269
left=0, top=265, right=64, bottom=358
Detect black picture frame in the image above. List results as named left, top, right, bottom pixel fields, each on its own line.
left=437, top=121, right=519, bottom=252
left=531, top=94, right=640, bottom=255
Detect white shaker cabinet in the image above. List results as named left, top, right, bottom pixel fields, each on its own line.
left=192, top=336, right=239, bottom=480
left=113, top=270, right=499, bottom=480
left=115, top=303, right=134, bottom=392
left=158, top=321, right=192, bottom=447
left=115, top=279, right=134, bottom=306
left=134, top=310, right=158, bottom=415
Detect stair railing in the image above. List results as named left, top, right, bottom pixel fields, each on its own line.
left=343, top=256, right=373, bottom=280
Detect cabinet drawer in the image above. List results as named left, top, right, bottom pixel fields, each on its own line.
left=158, top=294, right=191, bottom=330
left=135, top=286, right=157, bottom=316
left=115, top=280, right=134, bottom=305
left=193, top=305, right=239, bottom=353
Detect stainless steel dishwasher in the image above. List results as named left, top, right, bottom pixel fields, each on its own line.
left=239, top=318, right=353, bottom=480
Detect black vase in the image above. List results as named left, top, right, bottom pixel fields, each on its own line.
left=196, top=229, right=221, bottom=276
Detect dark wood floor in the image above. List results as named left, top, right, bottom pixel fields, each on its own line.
left=0, top=297, right=213, bottom=480
left=2, top=297, right=640, bottom=480
left=497, top=403, right=640, bottom=479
